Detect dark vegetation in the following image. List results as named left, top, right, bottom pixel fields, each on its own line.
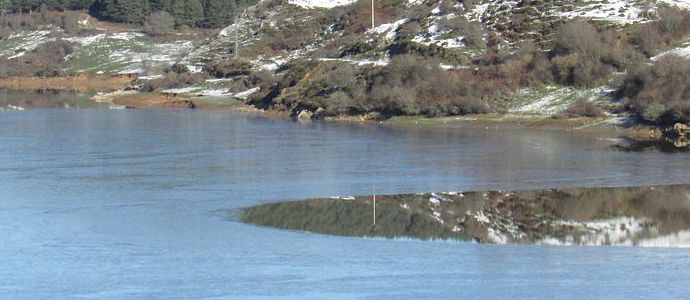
left=619, top=55, right=690, bottom=125
left=0, top=0, right=688, bottom=126
left=555, top=99, right=605, bottom=119
left=251, top=56, right=500, bottom=118
left=140, top=63, right=205, bottom=92
left=634, top=7, right=690, bottom=56
left=0, top=40, right=75, bottom=77
left=247, top=20, right=643, bottom=118
left=0, top=0, right=257, bottom=28
left=243, top=5, right=690, bottom=122
left=0, top=9, right=84, bottom=33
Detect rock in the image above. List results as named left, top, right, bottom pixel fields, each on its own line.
left=363, top=111, right=383, bottom=122
left=673, top=123, right=690, bottom=137
left=296, top=110, right=313, bottom=122
left=673, top=139, right=689, bottom=148
left=663, top=123, right=690, bottom=148
left=312, top=107, right=327, bottom=120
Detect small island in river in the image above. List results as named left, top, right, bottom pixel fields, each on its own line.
left=241, top=184, right=690, bottom=247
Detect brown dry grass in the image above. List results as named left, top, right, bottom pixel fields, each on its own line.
left=109, top=92, right=192, bottom=109
left=0, top=75, right=133, bottom=92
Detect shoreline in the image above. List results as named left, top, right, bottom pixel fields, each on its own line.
left=0, top=81, right=672, bottom=145
left=240, top=184, right=690, bottom=248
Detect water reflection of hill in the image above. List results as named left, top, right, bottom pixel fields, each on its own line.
left=243, top=184, right=690, bottom=247
left=0, top=90, right=104, bottom=110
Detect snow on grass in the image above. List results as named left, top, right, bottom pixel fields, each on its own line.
left=468, top=0, right=669, bottom=25
left=510, top=86, right=615, bottom=115
left=473, top=211, right=491, bottom=224
left=411, top=12, right=470, bottom=49
left=658, top=0, right=690, bottom=9
left=234, top=87, right=260, bottom=99
left=369, top=19, right=407, bottom=41
left=637, top=229, right=690, bottom=248
left=539, top=217, right=653, bottom=247
left=652, top=41, right=690, bottom=60
left=0, top=27, right=201, bottom=75
left=162, top=87, right=232, bottom=97
left=319, top=57, right=389, bottom=66
left=556, top=0, right=646, bottom=24
left=161, top=86, right=259, bottom=99
left=465, top=1, right=520, bottom=22
left=288, top=0, right=357, bottom=8
left=0, top=30, right=54, bottom=58
left=71, top=35, right=197, bottom=74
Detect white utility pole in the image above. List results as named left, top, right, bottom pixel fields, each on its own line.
left=373, top=193, right=376, bottom=226
left=371, top=0, right=375, bottom=30
left=234, top=12, right=240, bottom=58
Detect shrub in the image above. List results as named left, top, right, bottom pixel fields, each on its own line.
left=206, top=59, right=253, bottom=78
left=440, top=17, right=486, bottom=48
left=61, top=11, right=80, bottom=35
left=554, top=21, right=604, bottom=60
left=396, top=20, right=421, bottom=41
left=140, top=72, right=205, bottom=92
left=335, top=0, right=405, bottom=34
left=619, top=55, right=690, bottom=124
left=634, top=7, right=690, bottom=56
left=144, top=11, right=175, bottom=36
left=0, top=40, right=76, bottom=77
left=167, top=63, right=190, bottom=74
left=559, top=99, right=604, bottom=118
left=370, top=55, right=490, bottom=116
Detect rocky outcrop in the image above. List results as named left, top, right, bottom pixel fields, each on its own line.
left=665, top=123, right=690, bottom=148
left=296, top=110, right=313, bottom=122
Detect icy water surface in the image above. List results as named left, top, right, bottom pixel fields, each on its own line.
left=1, top=109, right=689, bottom=299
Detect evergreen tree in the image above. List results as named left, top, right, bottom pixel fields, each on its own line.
left=92, top=0, right=149, bottom=24
left=172, top=0, right=203, bottom=27
left=203, top=0, right=232, bottom=28
left=150, top=0, right=172, bottom=12
left=68, top=0, right=96, bottom=10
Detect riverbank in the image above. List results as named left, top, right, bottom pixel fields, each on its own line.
left=0, top=79, right=674, bottom=147
left=0, top=75, right=132, bottom=92
left=241, top=184, right=690, bottom=247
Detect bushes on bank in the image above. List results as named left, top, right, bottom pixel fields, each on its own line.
left=634, top=7, right=690, bottom=56
left=556, top=99, right=605, bottom=119
left=0, top=40, right=75, bottom=77
left=619, top=55, right=690, bottom=124
left=260, top=55, right=498, bottom=118
left=140, top=63, right=205, bottom=91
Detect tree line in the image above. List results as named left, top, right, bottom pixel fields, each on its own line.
left=0, top=0, right=256, bottom=28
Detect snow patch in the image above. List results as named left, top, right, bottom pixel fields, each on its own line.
left=539, top=217, right=652, bottom=247
left=234, top=87, right=260, bottom=100
left=658, top=0, right=690, bottom=10
left=369, top=19, right=407, bottom=41
left=652, top=42, right=690, bottom=60
left=557, top=0, right=645, bottom=24
left=319, top=58, right=389, bottom=66
left=288, top=0, right=357, bottom=8
left=638, top=229, right=690, bottom=248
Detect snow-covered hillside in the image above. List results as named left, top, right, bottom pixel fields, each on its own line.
left=288, top=0, right=357, bottom=8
